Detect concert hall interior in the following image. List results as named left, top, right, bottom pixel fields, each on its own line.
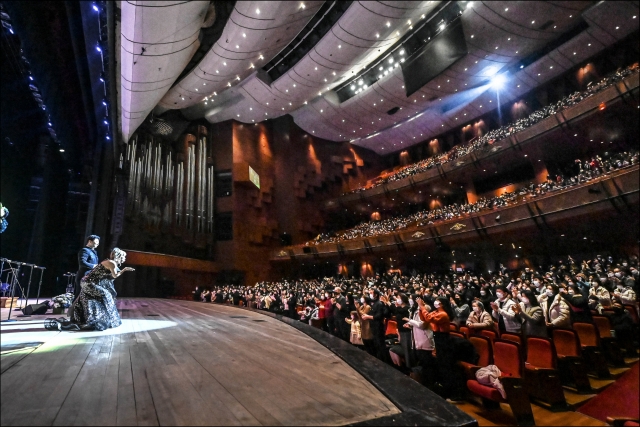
left=1, top=1, right=639, bottom=426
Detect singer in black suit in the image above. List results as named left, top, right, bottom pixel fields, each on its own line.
left=74, top=235, right=100, bottom=299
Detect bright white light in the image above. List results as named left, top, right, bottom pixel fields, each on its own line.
left=399, top=50, right=405, bottom=55
left=351, top=85, right=356, bottom=90
left=490, top=74, right=507, bottom=89
left=440, top=23, right=445, bottom=31
left=256, top=8, right=260, bottom=14
left=358, top=79, right=364, bottom=85
left=388, top=57, right=394, bottom=63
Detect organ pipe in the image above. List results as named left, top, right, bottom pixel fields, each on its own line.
left=123, top=129, right=215, bottom=247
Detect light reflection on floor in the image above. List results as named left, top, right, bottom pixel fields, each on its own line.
left=1, top=318, right=178, bottom=351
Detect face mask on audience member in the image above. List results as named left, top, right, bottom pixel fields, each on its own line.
left=614, top=272, right=622, bottom=278
left=533, top=280, right=540, bottom=287
left=568, top=289, right=575, bottom=295
left=473, top=305, right=481, bottom=314
left=480, top=290, right=486, bottom=296
left=360, top=297, right=365, bottom=304
left=521, top=296, right=530, bottom=305
left=546, top=289, right=554, bottom=297
left=617, top=284, right=624, bottom=290
left=434, top=300, right=441, bottom=309
left=496, top=291, right=505, bottom=300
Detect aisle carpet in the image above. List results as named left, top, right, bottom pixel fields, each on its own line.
left=577, top=363, right=639, bottom=422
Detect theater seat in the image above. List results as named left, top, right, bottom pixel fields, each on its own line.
left=459, top=326, right=470, bottom=337
left=466, top=340, right=534, bottom=426
left=461, top=336, right=493, bottom=378
left=593, top=316, right=626, bottom=366
left=450, top=322, right=459, bottom=331
left=480, top=329, right=498, bottom=345
left=450, top=331, right=465, bottom=339
left=623, top=305, right=638, bottom=324
left=524, top=337, right=568, bottom=410
left=551, top=329, right=592, bottom=393
left=385, top=319, right=398, bottom=338
left=501, top=333, right=523, bottom=347
left=574, top=322, right=612, bottom=378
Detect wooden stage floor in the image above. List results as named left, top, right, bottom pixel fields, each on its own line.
left=1, top=298, right=400, bottom=426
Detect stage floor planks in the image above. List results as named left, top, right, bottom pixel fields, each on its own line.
left=1, top=298, right=400, bottom=426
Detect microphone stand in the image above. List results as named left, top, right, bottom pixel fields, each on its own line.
left=35, top=266, right=45, bottom=304
left=2, top=260, right=22, bottom=322
left=16, top=264, right=34, bottom=317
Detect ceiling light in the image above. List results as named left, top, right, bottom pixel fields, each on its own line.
left=376, top=33, right=379, bottom=38
left=235, top=44, right=239, bottom=48
left=440, top=23, right=445, bottom=30
left=386, top=21, right=391, bottom=27
left=351, top=85, right=356, bottom=90
left=300, top=3, right=305, bottom=9
left=256, top=8, right=260, bottom=14
left=470, top=34, right=474, bottom=38
left=505, top=7, right=508, bottom=11
left=242, top=33, right=246, bottom=38
left=259, top=54, right=264, bottom=60
left=388, top=58, right=394, bottom=63
left=338, top=45, right=341, bottom=48
left=531, top=20, right=535, bottom=24
left=59, top=148, right=65, bottom=152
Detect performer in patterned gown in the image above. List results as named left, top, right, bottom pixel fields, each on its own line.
left=66, top=248, right=134, bottom=331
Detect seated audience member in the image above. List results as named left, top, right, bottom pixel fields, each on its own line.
left=490, top=286, right=521, bottom=334
left=538, top=284, right=571, bottom=328
left=513, top=290, right=547, bottom=338
left=201, top=289, right=212, bottom=303
left=465, top=301, right=494, bottom=333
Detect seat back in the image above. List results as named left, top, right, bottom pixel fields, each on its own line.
left=450, top=331, right=465, bottom=339
left=450, top=322, right=459, bottom=331
left=500, top=333, right=522, bottom=346
left=469, top=336, right=493, bottom=367
left=592, top=316, right=613, bottom=338
left=458, top=326, right=469, bottom=337
left=624, top=305, right=639, bottom=324
left=526, top=337, right=557, bottom=369
left=493, top=340, right=522, bottom=378
left=574, top=322, right=600, bottom=347
left=480, top=329, right=498, bottom=343
left=552, top=328, right=581, bottom=357
left=385, top=319, right=398, bottom=336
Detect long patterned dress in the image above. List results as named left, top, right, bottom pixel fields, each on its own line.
left=70, top=261, right=122, bottom=331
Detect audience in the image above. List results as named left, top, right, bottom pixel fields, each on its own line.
left=344, top=63, right=639, bottom=195
left=309, top=149, right=638, bottom=245
left=194, top=253, right=638, bottom=400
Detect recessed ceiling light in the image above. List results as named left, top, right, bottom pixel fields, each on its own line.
left=386, top=21, right=391, bottom=27
left=504, top=7, right=508, bottom=11
left=256, top=8, right=260, bottom=14
left=242, top=33, right=246, bottom=38
left=531, top=20, right=535, bottom=24
left=470, top=34, right=474, bottom=38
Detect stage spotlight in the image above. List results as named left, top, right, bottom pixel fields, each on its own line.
left=490, top=74, right=507, bottom=90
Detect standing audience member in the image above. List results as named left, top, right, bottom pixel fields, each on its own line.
left=490, top=286, right=521, bottom=334
left=513, top=290, right=547, bottom=338
left=538, top=284, right=571, bottom=328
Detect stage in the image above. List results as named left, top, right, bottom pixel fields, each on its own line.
left=1, top=298, right=475, bottom=426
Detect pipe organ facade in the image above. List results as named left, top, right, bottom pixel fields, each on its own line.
left=124, top=125, right=215, bottom=251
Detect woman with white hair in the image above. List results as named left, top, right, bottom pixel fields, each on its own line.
left=65, top=248, right=134, bottom=331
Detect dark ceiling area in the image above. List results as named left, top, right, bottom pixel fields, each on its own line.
left=1, top=1, right=96, bottom=169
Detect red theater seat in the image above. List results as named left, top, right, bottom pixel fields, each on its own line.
left=500, top=332, right=523, bottom=347
left=466, top=340, right=534, bottom=426
left=551, top=328, right=592, bottom=393
left=574, top=322, right=612, bottom=378
left=524, top=337, right=567, bottom=409
left=593, top=316, right=626, bottom=366
left=458, top=326, right=470, bottom=337
left=385, top=319, right=398, bottom=338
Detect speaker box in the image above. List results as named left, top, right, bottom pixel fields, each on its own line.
left=22, top=303, right=49, bottom=315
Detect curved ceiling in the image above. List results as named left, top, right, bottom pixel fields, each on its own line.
left=158, top=1, right=326, bottom=110
left=119, top=1, right=640, bottom=154
left=120, top=1, right=211, bottom=143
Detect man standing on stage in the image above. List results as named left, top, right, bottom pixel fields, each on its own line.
left=74, top=235, right=100, bottom=299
